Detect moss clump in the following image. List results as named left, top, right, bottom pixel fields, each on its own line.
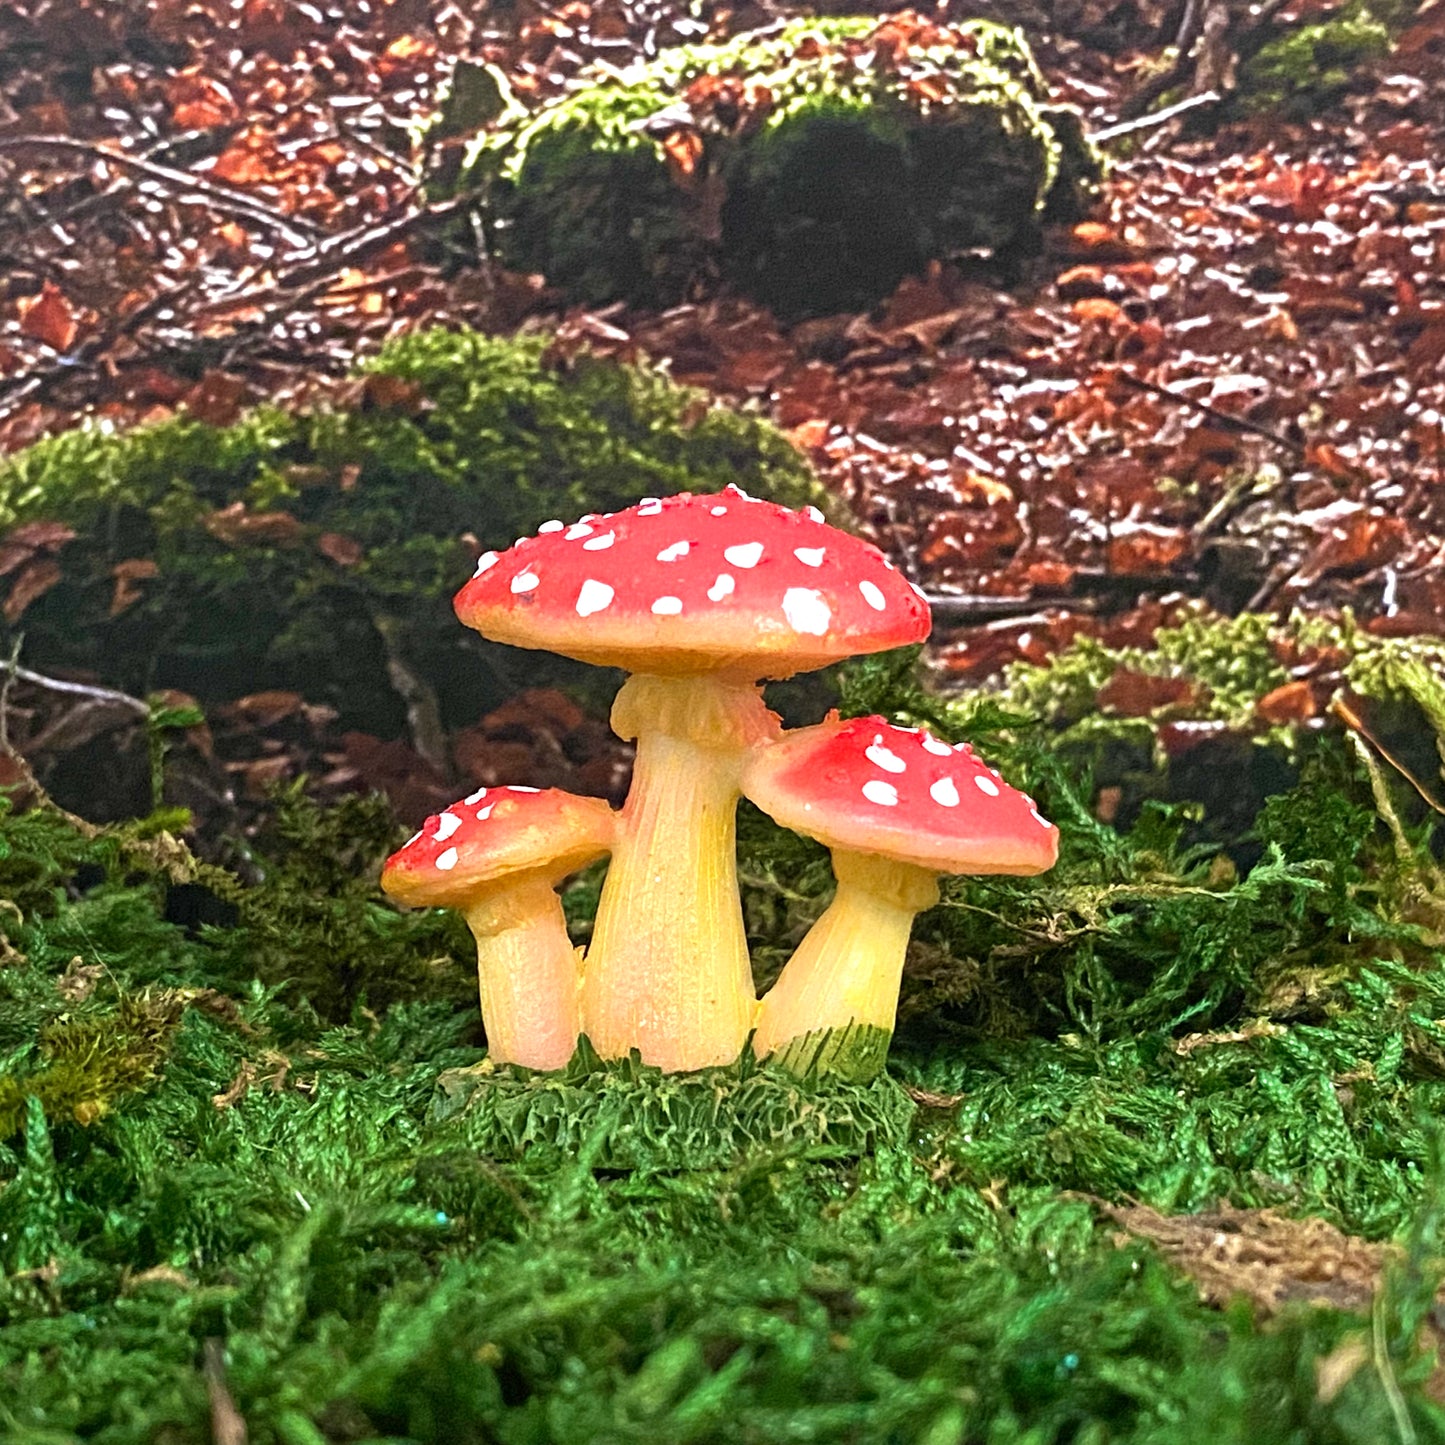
left=1240, top=2, right=1393, bottom=118
left=0, top=327, right=824, bottom=735
left=461, top=16, right=1102, bottom=317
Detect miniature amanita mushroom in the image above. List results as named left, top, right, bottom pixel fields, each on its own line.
left=453, top=487, right=929, bottom=1071
left=743, top=714, right=1058, bottom=1079
left=381, top=787, right=615, bottom=1070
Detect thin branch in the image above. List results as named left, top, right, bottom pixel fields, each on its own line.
left=1091, top=91, right=1221, bottom=143
left=1115, top=370, right=1305, bottom=458
left=0, top=135, right=322, bottom=246
left=0, top=658, right=150, bottom=715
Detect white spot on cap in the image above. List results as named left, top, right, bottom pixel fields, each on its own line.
left=708, top=573, right=735, bottom=602
left=782, top=587, right=831, bottom=636
left=724, top=542, right=764, bottom=568
left=910, top=581, right=928, bottom=600
left=657, top=541, right=690, bottom=562
left=473, top=551, right=500, bottom=577
left=511, top=569, right=539, bottom=594
left=576, top=579, right=615, bottom=617
left=565, top=522, right=593, bottom=540
left=710, top=505, right=728, bottom=516
left=582, top=532, right=616, bottom=551
left=862, top=779, right=899, bottom=807
left=974, top=775, right=1001, bottom=797
left=651, top=596, right=683, bottom=615
left=436, top=847, right=459, bottom=871
left=922, top=736, right=953, bottom=757
left=538, top=519, right=565, bottom=533
left=1031, top=808, right=1053, bottom=828
left=795, top=547, right=827, bottom=568
left=931, top=777, right=960, bottom=807
left=726, top=485, right=755, bottom=501
left=859, top=580, right=887, bottom=611
left=637, top=498, right=663, bottom=514
left=475, top=804, right=493, bottom=821
left=509, top=786, right=540, bottom=793
left=434, top=812, right=462, bottom=841
left=465, top=788, right=487, bottom=804
left=805, top=506, right=825, bottom=523
left=404, top=830, right=422, bottom=847
left=865, top=742, right=906, bottom=773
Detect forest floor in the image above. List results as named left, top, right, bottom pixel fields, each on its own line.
left=5, top=2, right=1445, bottom=1443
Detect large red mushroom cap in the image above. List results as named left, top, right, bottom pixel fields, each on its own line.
left=742, top=714, right=1059, bottom=876
left=381, top=787, right=615, bottom=908
left=453, top=486, right=930, bottom=680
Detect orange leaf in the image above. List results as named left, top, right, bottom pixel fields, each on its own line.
left=110, top=558, right=160, bottom=617
left=661, top=128, right=704, bottom=180
left=18, top=281, right=79, bottom=352
left=1256, top=681, right=1317, bottom=725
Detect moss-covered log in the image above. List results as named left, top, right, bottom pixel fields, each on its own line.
left=0, top=328, right=825, bottom=737
left=457, top=15, right=1103, bottom=317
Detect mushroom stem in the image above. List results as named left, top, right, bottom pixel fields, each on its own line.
left=581, top=672, right=775, bottom=1071
left=751, top=851, right=939, bottom=1079
left=463, top=875, right=583, bottom=1071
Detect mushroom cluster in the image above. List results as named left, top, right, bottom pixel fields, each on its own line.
left=381, top=486, right=1058, bottom=1080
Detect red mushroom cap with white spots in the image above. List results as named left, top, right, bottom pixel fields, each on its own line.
left=453, top=487, right=930, bottom=681
left=742, top=714, right=1059, bottom=876
left=381, top=787, right=615, bottom=909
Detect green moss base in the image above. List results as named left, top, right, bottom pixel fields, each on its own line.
left=430, top=1040, right=915, bottom=1169
left=764, top=1023, right=894, bottom=1083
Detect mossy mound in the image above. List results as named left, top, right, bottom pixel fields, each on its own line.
left=0, top=328, right=824, bottom=736
left=1239, top=0, right=1394, bottom=118
left=459, top=15, right=1102, bottom=317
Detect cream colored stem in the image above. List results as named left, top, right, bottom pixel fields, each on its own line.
left=464, top=875, right=581, bottom=1071
left=751, top=852, right=939, bottom=1061
left=582, top=674, right=769, bottom=1071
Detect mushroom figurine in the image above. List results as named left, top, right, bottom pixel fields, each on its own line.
left=453, top=487, right=929, bottom=1071
left=381, top=787, right=615, bottom=1071
left=742, top=715, right=1058, bottom=1080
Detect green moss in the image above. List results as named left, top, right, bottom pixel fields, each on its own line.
left=430, top=1042, right=915, bottom=1169
left=0, top=328, right=825, bottom=735
left=5, top=612, right=1445, bottom=1439
left=460, top=17, right=1101, bottom=316
left=1240, top=2, right=1393, bottom=118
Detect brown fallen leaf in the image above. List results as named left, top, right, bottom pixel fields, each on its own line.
left=3, top=558, right=63, bottom=622
left=203, top=503, right=303, bottom=547
left=110, top=558, right=160, bottom=616
left=317, top=532, right=365, bottom=567
left=18, top=281, right=79, bottom=352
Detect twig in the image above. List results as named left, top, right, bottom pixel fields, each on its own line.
left=923, top=593, right=1102, bottom=624
left=371, top=611, right=453, bottom=781
left=1331, top=694, right=1445, bottom=817
left=203, top=1339, right=250, bottom=1445
left=1091, top=91, right=1221, bottom=143
left=1115, top=370, right=1305, bottom=458
left=0, top=658, right=150, bottom=716
left=0, top=135, right=321, bottom=246
left=0, top=648, right=100, bottom=837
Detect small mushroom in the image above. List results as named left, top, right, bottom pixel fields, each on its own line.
left=742, top=714, right=1058, bottom=1079
left=454, top=488, right=929, bottom=1072
left=381, top=787, right=615, bottom=1071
